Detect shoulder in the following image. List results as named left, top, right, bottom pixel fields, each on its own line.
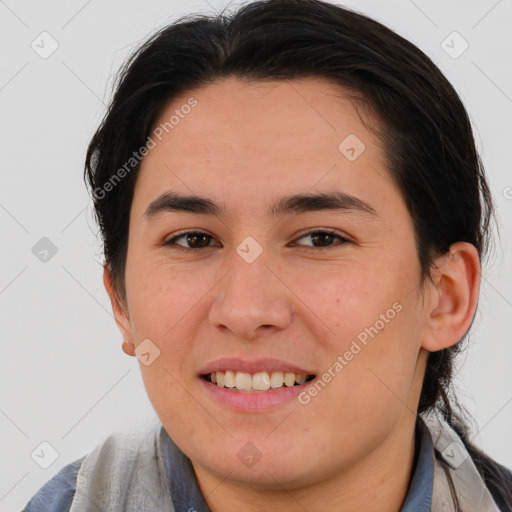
left=420, top=411, right=507, bottom=511
left=69, top=424, right=174, bottom=511
left=77, top=424, right=161, bottom=477
left=22, top=456, right=85, bottom=512
left=23, top=425, right=164, bottom=512
left=21, top=427, right=158, bottom=512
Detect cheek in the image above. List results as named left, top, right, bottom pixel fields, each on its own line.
left=124, top=261, right=207, bottom=406
left=293, top=261, right=396, bottom=340
left=301, top=265, right=421, bottom=417
left=126, top=258, right=209, bottom=340
left=294, top=312, right=420, bottom=464
left=135, top=337, right=198, bottom=432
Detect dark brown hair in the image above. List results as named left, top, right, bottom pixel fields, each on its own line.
left=84, top=1, right=512, bottom=508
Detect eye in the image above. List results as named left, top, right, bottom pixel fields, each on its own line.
left=291, top=229, right=352, bottom=249
left=163, top=230, right=220, bottom=253
left=163, top=228, right=351, bottom=253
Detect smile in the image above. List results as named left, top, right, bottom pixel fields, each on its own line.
left=203, top=371, right=316, bottom=392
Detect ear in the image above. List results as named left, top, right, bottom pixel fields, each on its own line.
left=103, top=265, right=135, bottom=356
left=421, top=242, right=481, bottom=352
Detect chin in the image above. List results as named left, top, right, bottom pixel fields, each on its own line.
left=193, top=441, right=332, bottom=491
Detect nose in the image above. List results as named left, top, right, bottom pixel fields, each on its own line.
left=208, top=249, right=294, bottom=340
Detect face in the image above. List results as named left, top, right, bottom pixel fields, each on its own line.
left=114, top=77, right=432, bottom=489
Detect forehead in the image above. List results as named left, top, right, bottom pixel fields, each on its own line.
left=134, top=76, right=396, bottom=218
left=152, top=76, right=371, bottom=154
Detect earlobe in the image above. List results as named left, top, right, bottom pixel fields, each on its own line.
left=103, top=265, right=134, bottom=351
left=122, top=341, right=135, bottom=356
left=421, top=242, right=481, bottom=352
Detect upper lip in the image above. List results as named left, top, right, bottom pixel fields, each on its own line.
left=198, top=357, right=316, bottom=376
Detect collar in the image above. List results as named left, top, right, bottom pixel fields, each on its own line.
left=399, top=415, right=434, bottom=511
left=421, top=411, right=501, bottom=512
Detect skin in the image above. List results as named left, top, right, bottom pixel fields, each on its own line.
left=104, top=77, right=481, bottom=512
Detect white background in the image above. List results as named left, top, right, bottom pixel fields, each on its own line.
left=1, top=0, right=511, bottom=510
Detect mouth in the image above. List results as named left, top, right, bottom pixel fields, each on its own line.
left=197, top=357, right=318, bottom=411
left=201, top=371, right=316, bottom=392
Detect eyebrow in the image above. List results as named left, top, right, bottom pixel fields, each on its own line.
left=144, top=190, right=378, bottom=219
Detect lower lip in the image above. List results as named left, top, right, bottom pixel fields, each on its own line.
left=198, top=377, right=315, bottom=412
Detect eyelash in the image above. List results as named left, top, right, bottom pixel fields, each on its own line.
left=162, top=228, right=352, bottom=253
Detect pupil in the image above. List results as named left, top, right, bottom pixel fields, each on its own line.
left=189, top=234, right=209, bottom=248
left=312, top=233, right=333, bottom=246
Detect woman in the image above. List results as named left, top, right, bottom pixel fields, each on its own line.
left=23, top=0, right=512, bottom=510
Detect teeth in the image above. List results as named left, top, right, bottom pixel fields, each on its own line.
left=252, top=372, right=270, bottom=391
left=284, top=372, right=295, bottom=387
left=224, top=370, right=236, bottom=388
left=295, top=374, right=306, bottom=384
left=235, top=371, right=252, bottom=390
left=270, top=371, right=284, bottom=388
left=208, top=371, right=312, bottom=391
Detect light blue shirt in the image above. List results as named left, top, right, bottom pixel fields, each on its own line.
left=23, top=417, right=433, bottom=511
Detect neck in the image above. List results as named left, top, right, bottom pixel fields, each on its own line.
left=192, top=411, right=420, bottom=512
